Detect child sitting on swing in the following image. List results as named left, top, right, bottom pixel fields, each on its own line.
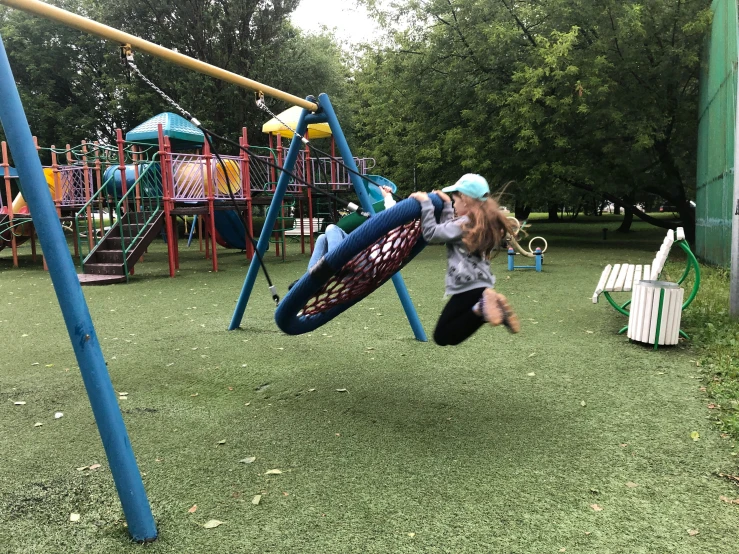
left=287, top=185, right=396, bottom=290
left=410, top=174, right=520, bottom=346
left=307, top=185, right=396, bottom=270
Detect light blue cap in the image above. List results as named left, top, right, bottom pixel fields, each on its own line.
left=442, top=173, right=490, bottom=201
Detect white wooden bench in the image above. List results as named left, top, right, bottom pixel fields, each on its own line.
left=593, top=227, right=683, bottom=303
left=592, top=226, right=701, bottom=342
left=283, top=217, right=324, bottom=237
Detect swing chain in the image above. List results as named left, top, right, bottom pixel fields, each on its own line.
left=122, top=47, right=201, bottom=127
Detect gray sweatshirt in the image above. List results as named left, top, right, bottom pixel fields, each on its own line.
left=419, top=198, right=496, bottom=296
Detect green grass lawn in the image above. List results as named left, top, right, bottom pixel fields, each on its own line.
left=1, top=218, right=738, bottom=553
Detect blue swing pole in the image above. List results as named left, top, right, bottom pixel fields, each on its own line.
left=0, top=34, right=157, bottom=542
left=318, top=93, right=427, bottom=342
left=229, top=104, right=310, bottom=330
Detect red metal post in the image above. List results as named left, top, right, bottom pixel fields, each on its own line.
left=241, top=127, right=254, bottom=259
left=158, top=124, right=176, bottom=277
left=1, top=141, right=18, bottom=267
left=116, top=130, right=127, bottom=214
left=203, top=138, right=218, bottom=272
left=81, top=141, right=93, bottom=251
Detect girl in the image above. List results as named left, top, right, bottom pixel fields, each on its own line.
left=410, top=174, right=519, bottom=346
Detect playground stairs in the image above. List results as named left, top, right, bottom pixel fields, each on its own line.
left=78, top=211, right=164, bottom=286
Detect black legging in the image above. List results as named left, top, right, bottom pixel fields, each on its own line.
left=433, top=287, right=486, bottom=346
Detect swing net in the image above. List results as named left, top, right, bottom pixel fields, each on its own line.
left=275, top=195, right=443, bottom=335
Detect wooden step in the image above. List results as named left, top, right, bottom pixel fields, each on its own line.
left=78, top=273, right=127, bottom=286
left=83, top=262, right=125, bottom=275
left=91, top=249, right=124, bottom=263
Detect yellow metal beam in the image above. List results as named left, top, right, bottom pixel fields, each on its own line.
left=0, top=0, right=318, bottom=112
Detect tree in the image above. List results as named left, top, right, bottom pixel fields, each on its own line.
left=352, top=0, right=711, bottom=237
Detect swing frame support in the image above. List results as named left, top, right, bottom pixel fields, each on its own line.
left=228, top=94, right=428, bottom=341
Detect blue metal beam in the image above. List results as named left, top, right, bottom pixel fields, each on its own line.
left=0, top=33, right=157, bottom=542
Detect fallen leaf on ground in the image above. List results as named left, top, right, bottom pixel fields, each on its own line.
left=625, top=482, right=638, bottom=488
left=336, top=388, right=348, bottom=393
left=590, top=504, right=603, bottom=512
left=527, top=372, right=536, bottom=377
left=89, top=464, right=101, bottom=471
left=687, top=529, right=699, bottom=536
left=690, top=431, right=700, bottom=441
left=217, top=440, right=226, bottom=445
left=188, top=505, right=197, bottom=513
left=69, top=513, right=80, bottom=523
left=76, top=466, right=89, bottom=471
left=239, top=457, right=256, bottom=464
left=265, top=469, right=282, bottom=475
left=407, top=533, right=415, bottom=538
left=252, top=495, right=261, bottom=505
left=581, top=401, right=587, bottom=407
left=54, top=412, right=63, bottom=419
left=719, top=495, right=739, bottom=504
left=34, top=422, right=43, bottom=427
left=203, top=519, right=223, bottom=529
left=13, top=401, right=26, bottom=406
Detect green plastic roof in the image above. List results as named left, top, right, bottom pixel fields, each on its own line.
left=126, top=112, right=204, bottom=148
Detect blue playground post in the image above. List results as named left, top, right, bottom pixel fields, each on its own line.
left=0, top=34, right=157, bottom=542
left=318, top=94, right=427, bottom=342
left=508, top=247, right=543, bottom=272
left=229, top=94, right=428, bottom=341
left=229, top=104, right=310, bottom=330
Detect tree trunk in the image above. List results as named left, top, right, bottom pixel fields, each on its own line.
left=617, top=208, right=634, bottom=233
left=515, top=204, right=531, bottom=220
left=677, top=201, right=696, bottom=243
left=548, top=203, right=560, bottom=222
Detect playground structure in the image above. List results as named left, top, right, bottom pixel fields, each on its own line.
left=0, top=0, right=432, bottom=542
left=1, top=111, right=382, bottom=284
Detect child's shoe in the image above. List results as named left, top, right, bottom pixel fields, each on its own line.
left=496, top=293, right=520, bottom=334
left=481, top=288, right=504, bottom=326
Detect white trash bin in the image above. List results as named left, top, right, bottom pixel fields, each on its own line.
left=627, top=280, right=684, bottom=349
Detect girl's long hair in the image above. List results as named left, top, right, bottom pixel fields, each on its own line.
left=460, top=192, right=514, bottom=258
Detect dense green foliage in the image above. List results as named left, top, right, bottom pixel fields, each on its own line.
left=354, top=0, right=711, bottom=233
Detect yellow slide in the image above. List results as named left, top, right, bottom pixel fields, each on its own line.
left=9, top=168, right=56, bottom=215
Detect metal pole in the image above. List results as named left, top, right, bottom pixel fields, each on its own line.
left=731, top=66, right=739, bottom=318
left=0, top=0, right=317, bottom=111
left=318, top=93, right=428, bottom=342
left=0, top=33, right=157, bottom=542
left=229, top=105, right=310, bottom=330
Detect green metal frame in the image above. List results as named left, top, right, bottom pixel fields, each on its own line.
left=114, top=160, right=163, bottom=282
left=75, top=156, right=162, bottom=280
left=74, top=170, right=118, bottom=264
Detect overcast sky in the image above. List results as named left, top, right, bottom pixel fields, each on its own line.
left=291, top=0, right=383, bottom=46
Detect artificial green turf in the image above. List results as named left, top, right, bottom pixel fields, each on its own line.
left=1, top=220, right=738, bottom=553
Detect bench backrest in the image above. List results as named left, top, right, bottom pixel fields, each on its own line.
left=649, top=227, right=684, bottom=280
